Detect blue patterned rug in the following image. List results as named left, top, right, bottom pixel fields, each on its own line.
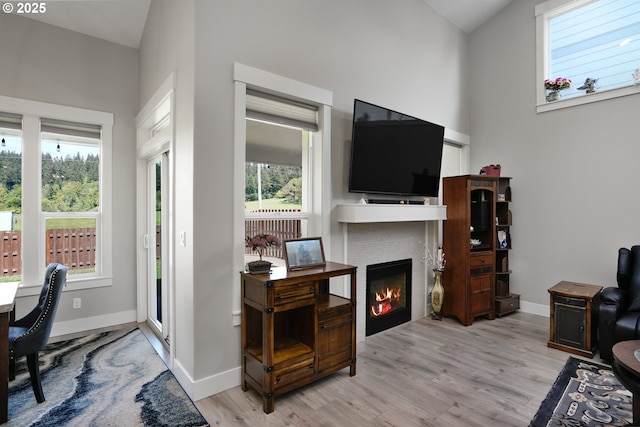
left=7, top=328, right=209, bottom=426
left=530, top=356, right=632, bottom=427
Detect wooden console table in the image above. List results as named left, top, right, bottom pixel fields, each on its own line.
left=240, top=262, right=356, bottom=413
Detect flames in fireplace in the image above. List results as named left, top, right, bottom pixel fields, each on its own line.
left=366, top=258, right=412, bottom=336
left=370, top=287, right=402, bottom=317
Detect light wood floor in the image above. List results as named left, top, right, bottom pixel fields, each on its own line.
left=194, top=311, right=604, bottom=426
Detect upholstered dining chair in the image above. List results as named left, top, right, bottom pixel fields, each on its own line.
left=9, top=263, right=67, bottom=403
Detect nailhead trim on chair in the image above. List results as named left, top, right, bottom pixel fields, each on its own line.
left=15, top=268, right=62, bottom=341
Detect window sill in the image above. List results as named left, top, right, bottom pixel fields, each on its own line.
left=537, top=84, right=640, bottom=113
left=17, top=275, right=113, bottom=297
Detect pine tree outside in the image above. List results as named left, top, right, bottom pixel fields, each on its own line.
left=0, top=130, right=100, bottom=281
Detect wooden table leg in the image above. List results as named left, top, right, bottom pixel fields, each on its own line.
left=263, top=394, right=274, bottom=414
left=0, top=312, right=9, bottom=423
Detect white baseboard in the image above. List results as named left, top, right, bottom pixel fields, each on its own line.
left=193, top=366, right=242, bottom=401
left=172, top=357, right=242, bottom=401
left=171, top=358, right=195, bottom=399
left=519, top=300, right=549, bottom=317
left=50, top=309, right=137, bottom=338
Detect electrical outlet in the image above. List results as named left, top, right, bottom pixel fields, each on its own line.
left=73, top=298, right=81, bottom=309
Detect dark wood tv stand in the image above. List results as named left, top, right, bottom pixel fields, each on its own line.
left=240, top=262, right=357, bottom=413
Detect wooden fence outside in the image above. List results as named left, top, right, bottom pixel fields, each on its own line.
left=0, top=213, right=301, bottom=277
left=244, top=210, right=302, bottom=259
left=0, top=231, right=20, bottom=277
left=46, top=227, right=97, bottom=272
left=0, top=228, right=97, bottom=277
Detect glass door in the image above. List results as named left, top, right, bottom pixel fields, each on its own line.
left=147, top=153, right=169, bottom=342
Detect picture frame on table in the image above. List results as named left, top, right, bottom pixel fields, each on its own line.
left=284, top=237, right=326, bottom=271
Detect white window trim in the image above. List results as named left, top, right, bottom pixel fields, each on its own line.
left=0, top=95, right=113, bottom=296
left=232, top=63, right=333, bottom=326
left=535, top=0, right=640, bottom=113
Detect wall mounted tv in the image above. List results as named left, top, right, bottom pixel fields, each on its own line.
left=348, top=99, right=445, bottom=198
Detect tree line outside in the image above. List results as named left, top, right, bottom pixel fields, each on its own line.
left=0, top=150, right=99, bottom=230
left=245, top=162, right=302, bottom=209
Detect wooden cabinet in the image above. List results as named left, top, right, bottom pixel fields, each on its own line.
left=442, top=175, right=497, bottom=326
left=495, top=177, right=520, bottom=316
left=548, top=281, right=602, bottom=358
left=241, top=262, right=356, bottom=413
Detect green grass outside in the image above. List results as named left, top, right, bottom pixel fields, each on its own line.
left=11, top=215, right=96, bottom=230
left=245, top=198, right=301, bottom=211
left=0, top=275, right=20, bottom=283
left=45, top=217, right=96, bottom=229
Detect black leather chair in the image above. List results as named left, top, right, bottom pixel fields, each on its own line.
left=599, top=246, right=640, bottom=361
left=9, top=263, right=67, bottom=403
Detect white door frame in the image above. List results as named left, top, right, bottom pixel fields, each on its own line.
left=136, top=73, right=176, bottom=368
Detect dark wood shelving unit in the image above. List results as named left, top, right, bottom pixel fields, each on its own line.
left=495, top=176, right=519, bottom=316
left=442, top=175, right=497, bottom=326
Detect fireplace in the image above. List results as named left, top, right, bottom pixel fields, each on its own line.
left=366, top=259, right=412, bottom=336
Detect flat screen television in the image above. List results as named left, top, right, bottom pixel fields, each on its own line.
left=348, top=99, right=445, bottom=198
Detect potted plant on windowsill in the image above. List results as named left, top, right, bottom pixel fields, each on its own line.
left=544, top=77, right=572, bottom=102
left=245, top=233, right=281, bottom=273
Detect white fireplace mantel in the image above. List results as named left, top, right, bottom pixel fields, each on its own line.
left=335, top=203, right=446, bottom=224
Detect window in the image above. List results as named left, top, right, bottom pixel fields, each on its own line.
left=244, top=89, right=319, bottom=267
left=0, top=113, right=22, bottom=282
left=41, top=119, right=101, bottom=276
left=244, top=94, right=313, bottom=267
left=536, top=0, right=640, bottom=111
left=0, top=95, right=112, bottom=292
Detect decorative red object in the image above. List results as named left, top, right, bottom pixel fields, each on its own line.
left=480, top=164, right=501, bottom=176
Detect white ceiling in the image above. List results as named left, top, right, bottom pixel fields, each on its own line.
left=22, top=0, right=151, bottom=49
left=22, top=0, right=512, bottom=50
left=423, top=0, right=514, bottom=33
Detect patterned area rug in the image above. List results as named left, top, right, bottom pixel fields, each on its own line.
left=530, top=356, right=632, bottom=427
left=7, top=328, right=209, bottom=427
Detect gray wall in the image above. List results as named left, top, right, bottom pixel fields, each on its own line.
left=0, top=14, right=138, bottom=322
left=5, top=0, right=581, bottom=397
left=137, top=0, right=470, bottom=387
left=468, top=0, right=639, bottom=306
left=139, top=0, right=196, bottom=376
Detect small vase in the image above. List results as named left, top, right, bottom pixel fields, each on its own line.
left=432, top=269, right=444, bottom=320
left=248, top=260, right=272, bottom=273
left=546, top=90, right=560, bottom=102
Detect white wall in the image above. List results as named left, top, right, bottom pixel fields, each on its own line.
left=0, top=14, right=138, bottom=325
left=468, top=0, right=640, bottom=306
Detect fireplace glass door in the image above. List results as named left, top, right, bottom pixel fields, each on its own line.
left=366, top=259, right=412, bottom=336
